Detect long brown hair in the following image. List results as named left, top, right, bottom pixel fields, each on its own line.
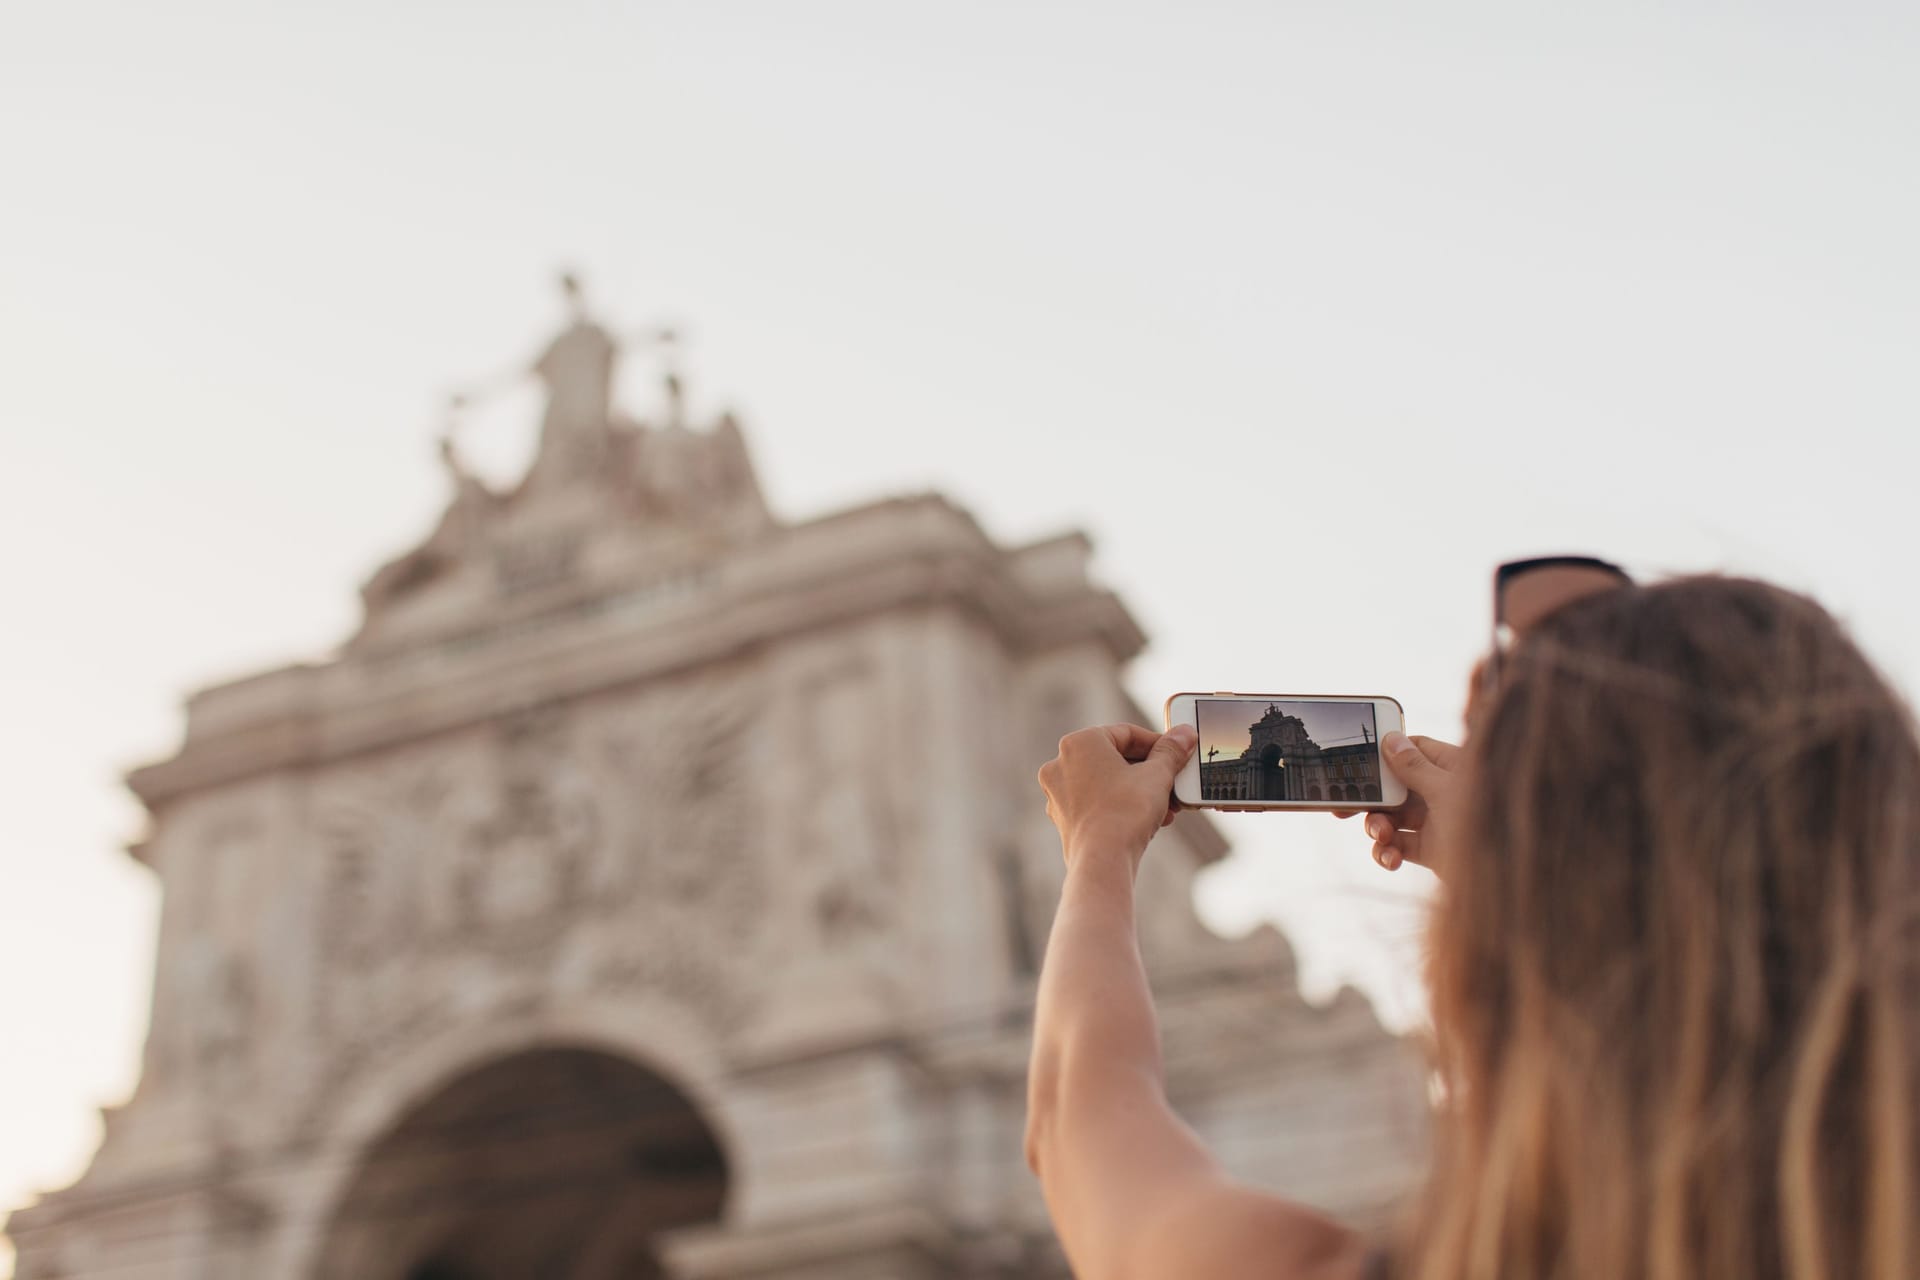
left=1403, top=576, right=1920, bottom=1280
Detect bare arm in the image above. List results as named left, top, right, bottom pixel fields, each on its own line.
left=1028, top=726, right=1369, bottom=1280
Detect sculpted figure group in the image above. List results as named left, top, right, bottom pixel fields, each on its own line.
left=360, top=276, right=764, bottom=613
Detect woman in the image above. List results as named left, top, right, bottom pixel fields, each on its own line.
left=1028, top=564, right=1920, bottom=1280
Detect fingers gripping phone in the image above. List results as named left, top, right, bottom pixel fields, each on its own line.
left=1164, top=693, right=1408, bottom=812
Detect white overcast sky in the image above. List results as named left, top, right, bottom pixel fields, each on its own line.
left=4, top=0, right=1917, bottom=1264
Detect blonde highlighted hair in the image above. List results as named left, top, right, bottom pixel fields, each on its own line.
left=1402, top=577, right=1920, bottom=1280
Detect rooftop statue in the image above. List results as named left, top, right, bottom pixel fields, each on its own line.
left=526, top=273, right=619, bottom=489
left=356, top=276, right=771, bottom=626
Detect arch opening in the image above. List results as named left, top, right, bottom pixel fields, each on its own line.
left=1256, top=743, right=1286, bottom=801
left=314, top=1047, right=727, bottom=1280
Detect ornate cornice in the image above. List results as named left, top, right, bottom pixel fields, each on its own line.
left=127, top=495, right=1146, bottom=816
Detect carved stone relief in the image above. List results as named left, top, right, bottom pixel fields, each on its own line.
left=147, top=812, right=267, bottom=1109
left=795, top=673, right=901, bottom=951
left=300, top=678, right=766, bottom=1132
left=583, top=677, right=766, bottom=1010
left=726, top=657, right=914, bottom=1051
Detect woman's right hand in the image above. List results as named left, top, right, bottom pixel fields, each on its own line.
left=1337, top=732, right=1463, bottom=876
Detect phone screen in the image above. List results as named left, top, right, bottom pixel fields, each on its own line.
left=1192, top=697, right=1384, bottom=804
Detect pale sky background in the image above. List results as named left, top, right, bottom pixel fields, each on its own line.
left=4, top=1, right=1919, bottom=1271
left=1195, top=698, right=1379, bottom=760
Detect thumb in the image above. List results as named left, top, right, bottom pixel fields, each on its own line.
left=1147, top=724, right=1198, bottom=779
left=1382, top=731, right=1446, bottom=790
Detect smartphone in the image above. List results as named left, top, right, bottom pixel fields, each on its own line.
left=1164, top=692, right=1408, bottom=812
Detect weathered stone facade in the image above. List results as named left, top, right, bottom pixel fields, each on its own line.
left=7, top=300, right=1426, bottom=1279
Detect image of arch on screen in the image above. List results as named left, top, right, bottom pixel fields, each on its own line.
left=1194, top=698, right=1383, bottom=804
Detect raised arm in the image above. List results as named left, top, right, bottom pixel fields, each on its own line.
left=1027, top=725, right=1369, bottom=1280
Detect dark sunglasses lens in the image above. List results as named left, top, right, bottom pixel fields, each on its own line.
left=1498, top=562, right=1631, bottom=635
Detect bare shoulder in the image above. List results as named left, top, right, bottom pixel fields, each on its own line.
left=1117, top=1174, right=1372, bottom=1280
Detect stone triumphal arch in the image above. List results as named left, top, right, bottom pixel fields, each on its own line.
left=8, top=288, right=1425, bottom=1278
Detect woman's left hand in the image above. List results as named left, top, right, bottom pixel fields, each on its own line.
left=1037, top=723, right=1198, bottom=869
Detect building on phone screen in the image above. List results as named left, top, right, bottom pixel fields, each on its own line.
left=5, top=282, right=1426, bottom=1280
left=1201, top=703, right=1383, bottom=803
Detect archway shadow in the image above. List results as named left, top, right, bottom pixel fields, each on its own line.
left=314, top=1046, right=728, bottom=1280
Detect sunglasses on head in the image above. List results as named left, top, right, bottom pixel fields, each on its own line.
left=1489, top=555, right=1633, bottom=686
